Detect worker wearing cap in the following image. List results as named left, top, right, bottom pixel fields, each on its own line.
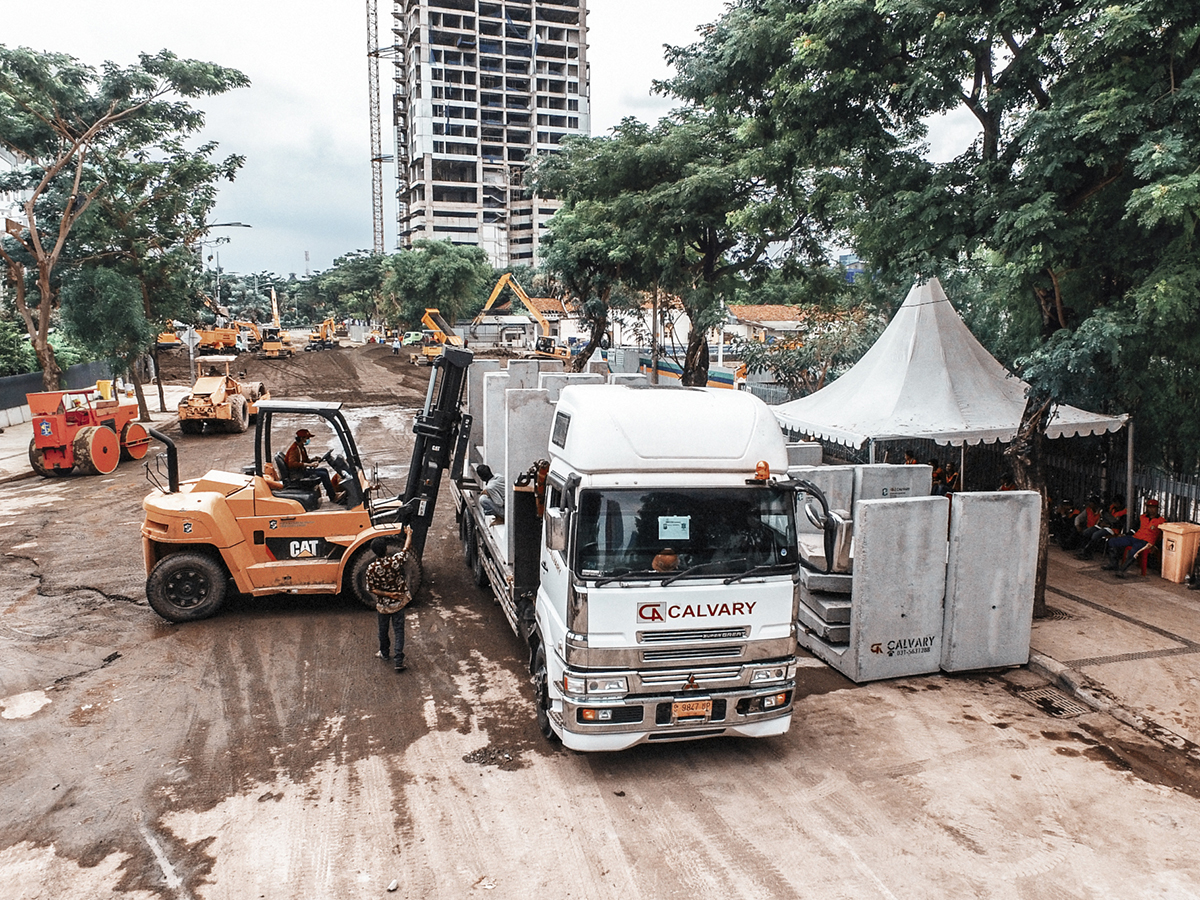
left=285, top=428, right=340, bottom=502
left=1103, top=498, right=1166, bottom=576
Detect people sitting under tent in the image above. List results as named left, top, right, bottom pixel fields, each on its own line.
left=1076, top=495, right=1127, bottom=560
left=1104, top=498, right=1167, bottom=577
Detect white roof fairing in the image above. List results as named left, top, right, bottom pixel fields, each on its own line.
left=772, top=278, right=1128, bottom=447
left=552, top=384, right=789, bottom=474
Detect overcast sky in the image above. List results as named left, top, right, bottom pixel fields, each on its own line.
left=4, top=1, right=976, bottom=277
left=3, top=0, right=739, bottom=276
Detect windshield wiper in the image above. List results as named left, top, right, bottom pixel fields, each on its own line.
left=594, top=568, right=659, bottom=586
left=660, top=558, right=747, bottom=587
left=723, top=562, right=793, bottom=585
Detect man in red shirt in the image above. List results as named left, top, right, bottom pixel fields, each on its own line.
left=1103, top=498, right=1166, bottom=576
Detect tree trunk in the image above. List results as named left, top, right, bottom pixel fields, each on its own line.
left=152, top=346, right=167, bottom=413
left=570, top=299, right=608, bottom=373
left=130, top=358, right=150, bottom=421
left=1005, top=396, right=1053, bottom=618
left=681, top=331, right=710, bottom=387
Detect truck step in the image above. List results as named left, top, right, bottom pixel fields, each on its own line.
left=795, top=600, right=850, bottom=644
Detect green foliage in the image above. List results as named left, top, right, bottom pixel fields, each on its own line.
left=0, top=318, right=35, bottom=376
left=381, top=241, right=491, bottom=327
left=661, top=0, right=1200, bottom=469
left=60, top=267, right=155, bottom=368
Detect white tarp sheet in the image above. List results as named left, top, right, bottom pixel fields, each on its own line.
left=772, top=278, right=1127, bottom=448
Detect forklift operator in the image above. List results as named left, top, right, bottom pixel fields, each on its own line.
left=285, top=428, right=340, bottom=501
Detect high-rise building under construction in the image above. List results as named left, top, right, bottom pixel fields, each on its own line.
left=391, top=0, right=590, bottom=268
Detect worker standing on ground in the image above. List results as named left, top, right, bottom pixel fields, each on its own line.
left=367, top=530, right=414, bottom=672
left=391, top=336, right=400, bottom=355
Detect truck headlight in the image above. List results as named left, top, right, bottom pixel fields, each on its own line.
left=563, top=674, right=627, bottom=695
left=751, top=666, right=787, bottom=684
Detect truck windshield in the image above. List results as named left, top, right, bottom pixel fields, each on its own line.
left=574, top=487, right=796, bottom=580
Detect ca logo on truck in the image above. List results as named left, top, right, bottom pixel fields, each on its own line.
left=638, top=603, right=665, bottom=623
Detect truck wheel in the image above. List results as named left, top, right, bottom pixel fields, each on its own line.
left=533, top=645, right=559, bottom=743
left=146, top=551, right=228, bottom=622
left=472, top=537, right=488, bottom=589
left=120, top=421, right=150, bottom=460
left=462, top=514, right=477, bottom=571
left=73, top=425, right=120, bottom=475
left=28, top=438, right=71, bottom=477
left=225, top=394, right=249, bottom=433
left=179, top=418, right=203, bottom=435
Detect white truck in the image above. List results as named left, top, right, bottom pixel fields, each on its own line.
left=452, top=365, right=803, bottom=751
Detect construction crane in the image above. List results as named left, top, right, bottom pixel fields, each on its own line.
left=365, top=0, right=389, bottom=255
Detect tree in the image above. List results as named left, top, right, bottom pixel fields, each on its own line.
left=381, top=240, right=490, bottom=328
left=0, top=46, right=248, bottom=390
left=535, top=114, right=824, bottom=385
left=664, top=0, right=1200, bottom=470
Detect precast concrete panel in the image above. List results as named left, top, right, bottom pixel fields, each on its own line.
left=586, top=358, right=610, bottom=377
left=846, top=495, right=948, bottom=682
left=466, top=359, right=501, bottom=465
left=786, top=442, right=823, bottom=468
left=506, top=359, right=557, bottom=390
left=505, top=388, right=557, bottom=561
left=482, top=371, right=510, bottom=475
left=608, top=374, right=648, bottom=386
left=538, top=372, right=604, bottom=402
left=790, top=465, right=856, bottom=535
left=853, top=464, right=932, bottom=520
left=941, top=490, right=1039, bottom=672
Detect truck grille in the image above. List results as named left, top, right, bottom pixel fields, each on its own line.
left=639, top=627, right=749, bottom=643
left=642, top=645, right=744, bottom=662
left=640, top=667, right=741, bottom=686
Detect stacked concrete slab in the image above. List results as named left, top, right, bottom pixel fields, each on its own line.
left=792, top=463, right=1040, bottom=682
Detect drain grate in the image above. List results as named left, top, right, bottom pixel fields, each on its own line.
left=1041, top=606, right=1073, bottom=621
left=1019, top=688, right=1091, bottom=718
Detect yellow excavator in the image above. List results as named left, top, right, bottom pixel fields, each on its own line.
left=473, top=273, right=571, bottom=361
left=306, top=317, right=339, bottom=351
left=411, top=309, right=465, bottom=365
left=260, top=288, right=295, bottom=359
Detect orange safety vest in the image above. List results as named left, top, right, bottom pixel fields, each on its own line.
left=1134, top=514, right=1165, bottom=544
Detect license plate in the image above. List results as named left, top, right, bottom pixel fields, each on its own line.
left=672, top=699, right=712, bottom=719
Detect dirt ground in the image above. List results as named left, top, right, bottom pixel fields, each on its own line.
left=3, top=345, right=1200, bottom=899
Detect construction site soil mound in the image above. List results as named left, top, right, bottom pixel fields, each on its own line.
left=154, top=343, right=430, bottom=407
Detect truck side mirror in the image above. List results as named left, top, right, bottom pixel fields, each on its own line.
left=546, top=507, right=568, bottom=552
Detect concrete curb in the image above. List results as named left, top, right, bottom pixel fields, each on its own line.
left=1028, top=651, right=1200, bottom=763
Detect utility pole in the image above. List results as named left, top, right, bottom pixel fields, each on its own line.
left=366, top=0, right=385, bottom=254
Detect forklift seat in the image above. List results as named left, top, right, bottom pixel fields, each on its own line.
left=272, top=451, right=322, bottom=511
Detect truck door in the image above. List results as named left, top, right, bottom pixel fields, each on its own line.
left=538, top=480, right=572, bottom=639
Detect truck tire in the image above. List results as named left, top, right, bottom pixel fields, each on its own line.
left=348, top=545, right=425, bottom=609
left=146, top=551, right=228, bottom=622
left=120, top=421, right=150, bottom=460
left=533, top=645, right=559, bottom=743
left=179, top=418, right=203, bottom=435
left=28, top=438, right=71, bottom=477
left=462, top=514, right=477, bottom=572
left=225, top=394, right=249, bottom=433
left=73, top=425, right=120, bottom=475
left=472, top=536, right=488, bottom=589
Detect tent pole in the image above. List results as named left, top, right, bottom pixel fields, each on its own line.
left=960, top=444, right=966, bottom=492
left=869, top=438, right=875, bottom=464
left=1126, top=421, right=1135, bottom=513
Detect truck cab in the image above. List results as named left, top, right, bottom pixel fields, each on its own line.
left=456, top=375, right=799, bottom=752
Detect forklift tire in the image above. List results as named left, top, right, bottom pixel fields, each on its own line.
left=179, top=418, right=203, bottom=435
left=348, top=545, right=426, bottom=609
left=28, top=438, right=71, bottom=477
left=146, top=551, right=228, bottom=622
left=533, top=644, right=559, bottom=743
left=225, top=394, right=249, bottom=433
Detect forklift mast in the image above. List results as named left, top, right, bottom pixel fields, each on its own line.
left=394, top=345, right=473, bottom=558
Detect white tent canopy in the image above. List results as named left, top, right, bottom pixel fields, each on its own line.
left=772, top=278, right=1127, bottom=448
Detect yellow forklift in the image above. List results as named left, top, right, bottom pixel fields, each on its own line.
left=140, top=346, right=473, bottom=621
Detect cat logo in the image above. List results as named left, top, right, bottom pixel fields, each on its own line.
left=290, top=539, right=321, bottom=558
